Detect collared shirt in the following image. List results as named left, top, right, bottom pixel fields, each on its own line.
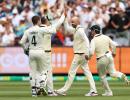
left=64, top=19, right=89, bottom=55
left=20, top=14, right=65, bottom=51
left=40, top=24, right=51, bottom=51
left=90, top=34, right=116, bottom=58
left=20, top=25, right=56, bottom=50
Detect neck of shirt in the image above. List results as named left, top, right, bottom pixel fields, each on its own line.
left=40, top=24, right=47, bottom=27
left=75, top=25, right=82, bottom=32
left=94, top=33, right=102, bottom=37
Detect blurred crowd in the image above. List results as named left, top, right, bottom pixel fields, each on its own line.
left=0, top=0, right=130, bottom=47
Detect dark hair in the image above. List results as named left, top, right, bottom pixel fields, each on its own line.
left=67, top=0, right=75, bottom=6
left=32, top=16, right=40, bottom=25
left=0, top=0, right=4, bottom=4
left=41, top=16, right=47, bottom=24
left=88, top=7, right=92, bottom=11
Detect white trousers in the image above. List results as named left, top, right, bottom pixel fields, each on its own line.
left=45, top=52, right=54, bottom=93
left=97, top=53, right=123, bottom=92
left=29, top=50, right=48, bottom=88
left=57, top=54, right=97, bottom=93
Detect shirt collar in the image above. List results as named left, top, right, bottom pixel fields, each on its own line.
left=76, top=25, right=82, bottom=29
left=75, top=25, right=83, bottom=32
left=94, top=33, right=102, bottom=37
left=32, top=25, right=39, bottom=28
left=40, top=24, right=47, bottom=27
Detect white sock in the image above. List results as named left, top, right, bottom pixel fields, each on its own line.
left=101, top=76, right=112, bottom=92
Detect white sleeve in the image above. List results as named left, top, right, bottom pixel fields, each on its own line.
left=64, top=18, right=75, bottom=34
left=109, top=37, right=116, bottom=54
left=79, top=28, right=90, bottom=52
left=52, top=13, right=65, bottom=29
left=78, top=28, right=91, bottom=56
left=39, top=26, right=56, bottom=34
left=20, top=31, right=28, bottom=45
left=19, top=31, right=28, bottom=50
left=89, top=39, right=95, bottom=58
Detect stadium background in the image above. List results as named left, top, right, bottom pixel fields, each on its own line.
left=0, top=0, right=130, bottom=99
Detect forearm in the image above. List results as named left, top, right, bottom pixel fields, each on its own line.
left=111, top=21, right=118, bottom=29
left=89, top=40, right=95, bottom=59
left=53, top=13, right=65, bottom=29
left=112, top=46, right=116, bottom=55
left=20, top=42, right=29, bottom=55
left=109, top=39, right=116, bottom=55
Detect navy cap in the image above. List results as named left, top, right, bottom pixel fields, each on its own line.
left=90, top=25, right=101, bottom=33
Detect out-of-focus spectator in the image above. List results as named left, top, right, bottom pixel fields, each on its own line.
left=98, top=0, right=109, bottom=5
left=12, top=8, right=22, bottom=28
left=76, top=0, right=84, bottom=13
left=40, top=0, right=48, bottom=16
left=0, top=0, right=130, bottom=46
left=126, top=0, right=130, bottom=17
left=21, top=5, right=35, bottom=22
left=10, top=0, right=22, bottom=13
left=87, top=6, right=95, bottom=25
left=111, top=6, right=130, bottom=45
left=107, top=7, right=118, bottom=35
left=125, top=0, right=130, bottom=45
left=79, top=4, right=90, bottom=29
left=64, top=34, right=73, bottom=46
left=15, top=17, right=29, bottom=37
left=1, top=22, right=15, bottom=46
left=52, top=25, right=64, bottom=46
left=111, top=7, right=130, bottom=36
left=0, top=23, right=5, bottom=44
left=91, top=9, right=105, bottom=30
left=100, top=4, right=110, bottom=33
left=67, top=1, right=78, bottom=20
left=110, top=0, right=125, bottom=10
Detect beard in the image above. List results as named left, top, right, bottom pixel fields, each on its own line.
left=88, top=30, right=94, bottom=42
left=72, top=23, right=77, bottom=28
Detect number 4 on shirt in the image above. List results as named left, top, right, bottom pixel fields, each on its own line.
left=31, top=35, right=37, bottom=46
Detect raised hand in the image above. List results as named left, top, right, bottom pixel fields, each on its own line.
left=64, top=9, right=67, bottom=17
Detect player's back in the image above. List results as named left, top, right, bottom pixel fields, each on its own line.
left=27, top=26, right=44, bottom=50
left=93, top=34, right=111, bottom=57
left=40, top=25, right=51, bottom=51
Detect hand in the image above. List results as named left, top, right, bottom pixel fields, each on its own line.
left=115, top=25, right=119, bottom=29
left=64, top=9, right=67, bottom=17
left=123, top=25, right=128, bottom=29
left=112, top=54, right=116, bottom=58
left=24, top=50, right=29, bottom=56
left=63, top=4, right=68, bottom=17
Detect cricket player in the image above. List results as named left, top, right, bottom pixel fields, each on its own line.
left=20, top=15, right=57, bottom=97
left=39, top=13, right=65, bottom=96
left=89, top=25, right=130, bottom=96
left=55, top=15, right=98, bottom=96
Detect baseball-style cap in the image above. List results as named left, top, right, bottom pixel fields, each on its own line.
left=90, top=25, right=101, bottom=33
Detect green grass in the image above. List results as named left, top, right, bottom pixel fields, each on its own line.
left=0, top=80, right=130, bottom=100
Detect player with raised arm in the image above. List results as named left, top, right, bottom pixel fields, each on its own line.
left=20, top=15, right=57, bottom=97
left=55, top=10, right=98, bottom=96
left=39, top=12, right=65, bottom=96
left=36, top=0, right=65, bottom=96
